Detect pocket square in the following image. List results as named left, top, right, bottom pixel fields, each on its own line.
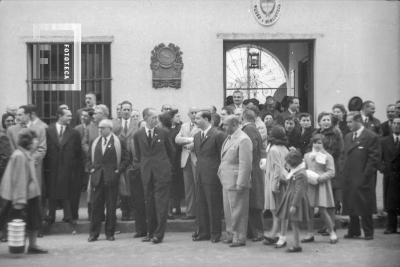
left=358, top=146, right=364, bottom=149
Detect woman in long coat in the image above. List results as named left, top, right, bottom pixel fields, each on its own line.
left=0, top=129, right=47, bottom=253
left=261, top=126, right=289, bottom=245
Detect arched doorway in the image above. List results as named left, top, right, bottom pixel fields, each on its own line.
left=224, top=44, right=288, bottom=104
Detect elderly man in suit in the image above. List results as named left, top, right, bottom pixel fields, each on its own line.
left=219, top=115, right=253, bottom=247
left=192, top=110, right=226, bottom=243
left=175, top=107, right=200, bottom=220
left=380, top=116, right=400, bottom=234
left=241, top=109, right=265, bottom=242
left=88, top=119, right=129, bottom=241
left=133, top=108, right=174, bottom=244
left=229, top=90, right=245, bottom=112
left=44, top=108, right=82, bottom=225
left=342, top=111, right=380, bottom=240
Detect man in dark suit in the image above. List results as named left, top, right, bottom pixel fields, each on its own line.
left=44, top=108, right=82, bottom=225
left=193, top=110, right=226, bottom=243
left=361, top=100, right=382, bottom=136
left=342, top=111, right=380, bottom=240
left=88, top=119, right=129, bottom=241
left=118, top=101, right=147, bottom=238
left=241, top=109, right=265, bottom=241
left=133, top=108, right=174, bottom=244
left=380, top=116, right=400, bottom=234
left=381, top=104, right=397, bottom=137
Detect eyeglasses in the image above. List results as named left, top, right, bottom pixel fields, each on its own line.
left=5, top=119, right=14, bottom=123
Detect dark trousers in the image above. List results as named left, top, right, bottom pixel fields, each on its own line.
left=89, top=180, right=118, bottom=237
left=247, top=208, right=264, bottom=238
left=130, top=169, right=146, bottom=234
left=197, top=182, right=223, bottom=239
left=143, top=174, right=170, bottom=240
left=348, top=215, right=374, bottom=237
left=71, top=183, right=82, bottom=221
left=386, top=210, right=398, bottom=232
left=48, top=199, right=72, bottom=222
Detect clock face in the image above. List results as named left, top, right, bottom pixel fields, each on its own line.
left=158, top=47, right=176, bottom=66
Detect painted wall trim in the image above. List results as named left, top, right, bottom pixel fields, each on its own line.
left=216, top=33, right=324, bottom=40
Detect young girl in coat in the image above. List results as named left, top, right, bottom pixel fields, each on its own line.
left=302, top=134, right=339, bottom=244
left=276, top=150, right=311, bottom=252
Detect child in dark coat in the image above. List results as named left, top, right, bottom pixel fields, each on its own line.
left=276, top=150, right=311, bottom=252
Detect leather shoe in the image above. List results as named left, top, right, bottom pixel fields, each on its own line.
left=142, top=235, right=153, bottom=242
left=364, top=235, right=374, bottom=240
left=193, top=235, right=210, bottom=241
left=192, top=232, right=199, bottom=238
left=263, top=236, right=279, bottom=245
left=133, top=232, right=147, bottom=238
left=330, top=237, right=339, bottom=244
left=229, top=242, right=245, bottom=247
left=223, top=239, right=233, bottom=244
left=88, top=236, right=98, bottom=242
left=27, top=246, right=48, bottom=254
left=275, top=241, right=287, bottom=248
left=287, top=246, right=302, bottom=253
left=344, top=234, right=360, bottom=239
left=252, top=236, right=264, bottom=242
left=301, top=236, right=315, bottom=243
left=211, top=237, right=220, bottom=243
left=383, top=229, right=397, bottom=235
left=151, top=237, right=162, bottom=244
left=106, top=236, right=115, bottom=241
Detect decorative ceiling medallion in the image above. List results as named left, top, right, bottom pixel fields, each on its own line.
left=251, top=0, right=282, bottom=26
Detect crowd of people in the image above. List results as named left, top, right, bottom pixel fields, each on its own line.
left=0, top=90, right=399, bottom=254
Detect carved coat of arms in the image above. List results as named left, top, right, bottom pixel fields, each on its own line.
left=150, top=43, right=183, bottom=89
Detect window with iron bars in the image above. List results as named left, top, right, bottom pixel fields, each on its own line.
left=27, top=43, right=111, bottom=125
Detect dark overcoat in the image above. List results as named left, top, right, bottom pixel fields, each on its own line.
left=342, top=128, right=380, bottom=216
left=44, top=124, right=82, bottom=200
left=380, top=135, right=400, bottom=211
left=242, top=123, right=264, bottom=210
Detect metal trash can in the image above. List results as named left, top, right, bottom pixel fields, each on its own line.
left=8, top=219, right=26, bottom=254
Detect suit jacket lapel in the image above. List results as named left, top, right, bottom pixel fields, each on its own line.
left=139, top=127, right=150, bottom=149
left=151, top=127, right=159, bottom=147
left=49, top=124, right=60, bottom=147
left=221, top=135, right=235, bottom=157
left=200, top=127, right=213, bottom=147
left=103, top=135, right=114, bottom=157
left=127, top=119, right=138, bottom=137
left=60, top=126, right=72, bottom=147
left=347, top=129, right=366, bottom=154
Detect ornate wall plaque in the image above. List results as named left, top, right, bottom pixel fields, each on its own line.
left=150, top=43, right=183, bottom=89
left=251, top=0, right=282, bottom=26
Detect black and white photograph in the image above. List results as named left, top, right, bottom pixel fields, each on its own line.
left=0, top=0, right=399, bottom=266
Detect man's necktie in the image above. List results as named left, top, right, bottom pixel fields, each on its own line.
left=201, top=132, right=205, bottom=141
left=103, top=137, right=107, bottom=146
left=147, top=129, right=152, bottom=144
left=124, top=120, right=128, bottom=135
left=59, top=126, right=64, bottom=141
left=353, top=132, right=357, bottom=142
left=364, top=118, right=368, bottom=124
